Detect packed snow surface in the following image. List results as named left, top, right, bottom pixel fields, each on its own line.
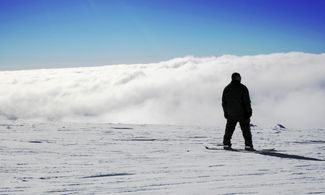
left=1, top=121, right=324, bottom=194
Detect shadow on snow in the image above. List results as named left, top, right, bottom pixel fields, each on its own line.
left=256, top=151, right=324, bottom=161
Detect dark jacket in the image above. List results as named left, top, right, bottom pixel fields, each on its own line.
left=222, top=80, right=252, bottom=119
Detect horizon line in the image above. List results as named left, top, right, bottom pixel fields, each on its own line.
left=1, top=51, right=324, bottom=72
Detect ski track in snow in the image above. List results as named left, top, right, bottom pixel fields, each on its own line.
left=0, top=121, right=325, bottom=194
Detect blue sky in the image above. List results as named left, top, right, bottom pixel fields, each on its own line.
left=0, top=0, right=325, bottom=70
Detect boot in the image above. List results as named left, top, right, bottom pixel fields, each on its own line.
left=223, top=145, right=232, bottom=150
left=245, top=145, right=255, bottom=151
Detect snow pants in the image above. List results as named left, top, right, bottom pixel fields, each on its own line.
left=223, top=117, right=253, bottom=147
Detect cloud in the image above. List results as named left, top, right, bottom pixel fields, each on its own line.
left=0, top=52, right=324, bottom=128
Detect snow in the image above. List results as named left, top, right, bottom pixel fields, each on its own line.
left=1, top=121, right=324, bottom=194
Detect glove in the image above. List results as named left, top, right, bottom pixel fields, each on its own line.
left=224, top=113, right=229, bottom=119
left=245, top=112, right=252, bottom=119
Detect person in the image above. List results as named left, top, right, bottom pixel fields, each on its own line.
left=222, top=72, right=254, bottom=151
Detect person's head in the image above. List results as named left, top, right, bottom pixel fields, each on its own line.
left=231, top=72, right=241, bottom=82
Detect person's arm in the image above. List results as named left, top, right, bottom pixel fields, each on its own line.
left=222, top=88, right=228, bottom=119
left=243, top=87, right=252, bottom=118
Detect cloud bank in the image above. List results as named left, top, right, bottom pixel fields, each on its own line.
left=0, top=52, right=324, bottom=128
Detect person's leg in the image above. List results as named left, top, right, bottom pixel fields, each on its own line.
left=223, top=118, right=237, bottom=147
left=239, top=118, right=253, bottom=147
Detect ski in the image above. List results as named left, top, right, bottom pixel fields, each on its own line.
left=205, top=145, right=276, bottom=153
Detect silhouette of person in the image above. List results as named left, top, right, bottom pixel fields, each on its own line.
left=222, top=72, right=254, bottom=151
